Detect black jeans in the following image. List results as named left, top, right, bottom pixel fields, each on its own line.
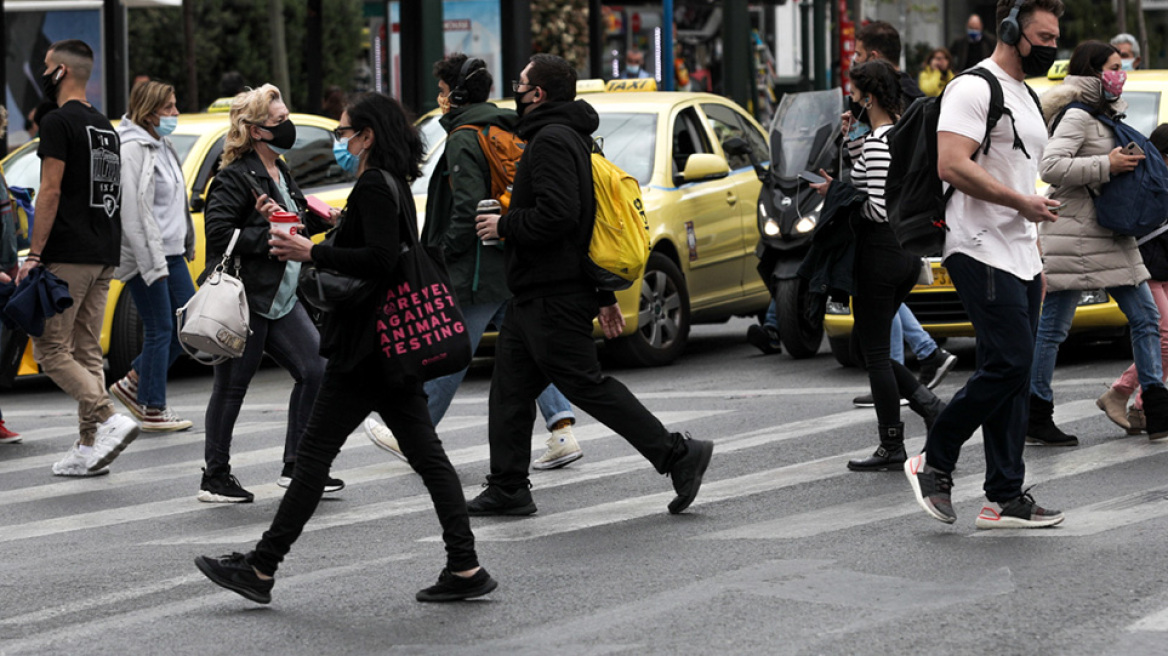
left=249, top=357, right=479, bottom=576
left=925, top=253, right=1042, bottom=503
left=851, top=221, right=925, bottom=427
left=204, top=302, right=325, bottom=476
left=487, top=293, right=686, bottom=490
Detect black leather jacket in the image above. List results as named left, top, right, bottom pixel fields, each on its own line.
left=203, top=150, right=328, bottom=315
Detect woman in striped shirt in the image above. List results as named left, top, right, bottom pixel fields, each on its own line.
left=811, top=59, right=946, bottom=472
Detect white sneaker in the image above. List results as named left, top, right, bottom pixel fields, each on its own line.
left=51, top=443, right=109, bottom=477
left=363, top=417, right=407, bottom=462
left=90, top=413, right=140, bottom=471
left=532, top=424, right=583, bottom=470
left=140, top=406, right=194, bottom=433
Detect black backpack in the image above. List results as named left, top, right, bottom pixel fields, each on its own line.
left=884, top=67, right=1042, bottom=256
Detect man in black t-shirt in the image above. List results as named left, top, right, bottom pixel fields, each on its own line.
left=15, top=39, right=140, bottom=477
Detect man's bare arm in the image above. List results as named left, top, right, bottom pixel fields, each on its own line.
left=937, top=131, right=1059, bottom=224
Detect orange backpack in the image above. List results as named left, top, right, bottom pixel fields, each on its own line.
left=452, top=124, right=526, bottom=212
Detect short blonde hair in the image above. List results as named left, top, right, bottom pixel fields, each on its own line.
left=128, top=80, right=174, bottom=129
left=222, top=84, right=284, bottom=167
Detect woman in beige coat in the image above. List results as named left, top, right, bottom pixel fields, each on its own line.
left=1030, top=41, right=1168, bottom=444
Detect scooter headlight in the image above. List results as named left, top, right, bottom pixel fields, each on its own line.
left=763, top=218, right=781, bottom=237
left=795, top=217, right=816, bottom=234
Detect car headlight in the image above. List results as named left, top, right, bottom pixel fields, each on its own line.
left=1078, top=290, right=1109, bottom=305
left=826, top=299, right=851, bottom=315
left=795, top=217, right=816, bottom=233
left=763, top=218, right=780, bottom=237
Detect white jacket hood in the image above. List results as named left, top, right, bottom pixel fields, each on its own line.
left=117, top=116, right=162, bottom=147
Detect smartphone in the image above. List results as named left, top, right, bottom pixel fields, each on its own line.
left=1050, top=202, right=1065, bottom=215
left=1123, top=141, right=1145, bottom=157
left=798, top=170, right=826, bottom=185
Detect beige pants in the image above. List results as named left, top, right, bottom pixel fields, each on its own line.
left=31, top=263, right=116, bottom=445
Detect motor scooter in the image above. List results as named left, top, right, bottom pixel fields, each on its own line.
left=727, top=90, right=842, bottom=358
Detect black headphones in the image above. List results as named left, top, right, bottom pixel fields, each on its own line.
left=450, top=58, right=486, bottom=106
left=999, top=0, right=1025, bottom=46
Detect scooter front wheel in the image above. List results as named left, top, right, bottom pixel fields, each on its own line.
left=775, top=277, right=823, bottom=359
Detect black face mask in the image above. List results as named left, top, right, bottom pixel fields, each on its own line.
left=514, top=87, right=537, bottom=118
left=849, top=98, right=869, bottom=124
left=252, top=118, right=297, bottom=152
left=41, top=65, right=63, bottom=103
left=1019, top=36, right=1058, bottom=78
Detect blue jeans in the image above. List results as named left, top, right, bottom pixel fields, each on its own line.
left=763, top=298, right=777, bottom=329
left=425, top=299, right=574, bottom=430
left=1030, top=283, right=1163, bottom=402
left=926, top=254, right=1042, bottom=502
left=890, top=304, right=938, bottom=364
left=124, top=256, right=196, bottom=408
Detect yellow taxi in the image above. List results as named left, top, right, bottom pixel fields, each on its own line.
left=413, top=78, right=772, bottom=366
left=821, top=62, right=1137, bottom=367
left=1, top=110, right=350, bottom=381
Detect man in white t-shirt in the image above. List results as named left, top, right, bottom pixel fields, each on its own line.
left=905, top=0, right=1067, bottom=530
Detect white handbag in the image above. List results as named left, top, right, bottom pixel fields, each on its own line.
left=176, top=229, right=251, bottom=364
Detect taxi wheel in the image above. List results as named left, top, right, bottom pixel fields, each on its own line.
left=775, top=277, right=823, bottom=359
left=828, top=336, right=857, bottom=367
left=107, top=290, right=143, bottom=382
left=607, top=252, right=691, bottom=367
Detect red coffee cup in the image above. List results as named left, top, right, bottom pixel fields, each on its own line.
left=269, top=210, right=300, bottom=236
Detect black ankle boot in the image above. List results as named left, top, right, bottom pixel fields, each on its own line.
left=848, top=423, right=907, bottom=471
left=907, top=386, right=946, bottom=434
left=1141, top=385, right=1168, bottom=441
left=1026, top=394, right=1078, bottom=446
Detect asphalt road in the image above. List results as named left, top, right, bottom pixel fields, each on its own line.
left=1, top=319, right=1167, bottom=656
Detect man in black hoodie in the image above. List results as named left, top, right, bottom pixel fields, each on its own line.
left=472, top=54, right=714, bottom=516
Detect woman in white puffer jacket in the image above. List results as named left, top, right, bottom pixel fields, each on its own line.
left=1029, top=40, right=1168, bottom=445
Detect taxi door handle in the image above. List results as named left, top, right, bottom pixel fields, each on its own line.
left=725, top=191, right=738, bottom=205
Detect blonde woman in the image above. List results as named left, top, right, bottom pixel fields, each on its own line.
left=200, top=84, right=335, bottom=503
left=108, top=80, right=196, bottom=434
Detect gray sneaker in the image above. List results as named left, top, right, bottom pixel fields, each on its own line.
left=904, top=453, right=955, bottom=524
left=975, top=490, right=1064, bottom=529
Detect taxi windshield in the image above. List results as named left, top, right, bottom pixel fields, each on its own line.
left=768, top=90, right=841, bottom=181
left=594, top=112, right=656, bottom=186
left=1123, top=91, right=1160, bottom=137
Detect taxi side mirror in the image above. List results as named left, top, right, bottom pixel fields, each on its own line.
left=681, top=153, right=731, bottom=183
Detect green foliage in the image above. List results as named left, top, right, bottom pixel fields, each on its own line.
left=531, top=0, right=590, bottom=72
left=128, top=0, right=363, bottom=112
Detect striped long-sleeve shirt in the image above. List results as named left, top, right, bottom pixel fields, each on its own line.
left=850, top=124, right=893, bottom=223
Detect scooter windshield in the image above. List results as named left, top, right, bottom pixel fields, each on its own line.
left=767, top=90, right=842, bottom=183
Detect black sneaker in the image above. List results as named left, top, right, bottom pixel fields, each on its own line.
left=667, top=433, right=714, bottom=515
left=276, top=464, right=345, bottom=493
left=197, top=469, right=254, bottom=503
left=904, top=453, right=955, bottom=524
left=416, top=567, right=498, bottom=602
left=975, top=489, right=1064, bottom=529
left=194, top=552, right=273, bottom=604
left=853, top=393, right=908, bottom=408
left=466, top=483, right=537, bottom=516
left=918, top=348, right=958, bottom=390
left=746, top=324, right=781, bottom=355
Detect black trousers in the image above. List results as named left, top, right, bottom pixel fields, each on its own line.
left=851, top=221, right=926, bottom=427
left=487, top=292, right=685, bottom=490
left=249, top=357, right=478, bottom=576
left=925, top=253, right=1042, bottom=503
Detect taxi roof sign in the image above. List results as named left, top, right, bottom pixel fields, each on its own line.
left=576, top=79, right=607, bottom=94
left=207, top=97, right=233, bottom=113
left=1047, top=60, right=1069, bottom=80
left=605, top=78, right=658, bottom=93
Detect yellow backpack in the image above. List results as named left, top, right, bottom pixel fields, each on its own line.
left=586, top=152, right=650, bottom=291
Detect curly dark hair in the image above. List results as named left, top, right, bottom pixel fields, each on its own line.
left=432, top=53, right=492, bottom=105
left=527, top=53, right=576, bottom=102
left=345, top=92, right=423, bottom=182
left=850, top=60, right=904, bottom=118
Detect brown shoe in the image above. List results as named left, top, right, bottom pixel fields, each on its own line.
left=1096, top=387, right=1131, bottom=430
left=1127, top=405, right=1146, bottom=436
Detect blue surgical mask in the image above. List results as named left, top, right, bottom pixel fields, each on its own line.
left=968, top=30, right=982, bottom=42
left=332, top=137, right=360, bottom=174
left=627, top=65, right=641, bottom=75
left=1121, top=58, right=1136, bottom=72
left=156, top=115, right=178, bottom=137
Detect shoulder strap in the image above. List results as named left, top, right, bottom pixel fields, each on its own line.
left=377, top=169, right=419, bottom=252
left=1138, top=222, right=1168, bottom=246
left=1049, top=101, right=1102, bottom=136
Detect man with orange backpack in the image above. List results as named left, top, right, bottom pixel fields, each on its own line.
left=362, top=53, right=582, bottom=470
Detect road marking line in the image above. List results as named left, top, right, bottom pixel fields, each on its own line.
left=1128, top=606, right=1168, bottom=632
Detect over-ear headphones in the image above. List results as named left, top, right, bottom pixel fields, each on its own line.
left=450, top=58, right=486, bottom=106
left=999, top=0, right=1025, bottom=46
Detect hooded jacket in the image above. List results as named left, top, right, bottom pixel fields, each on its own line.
left=1038, top=75, right=1148, bottom=292
left=113, top=117, right=196, bottom=285
left=420, top=102, right=516, bottom=306
left=498, top=100, right=614, bottom=305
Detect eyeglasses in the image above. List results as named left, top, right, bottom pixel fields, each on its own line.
left=332, top=125, right=356, bottom=140
left=511, top=80, right=537, bottom=93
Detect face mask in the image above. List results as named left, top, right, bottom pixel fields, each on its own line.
left=1101, top=69, right=1127, bottom=99
left=968, top=30, right=982, bottom=42
left=156, top=115, right=178, bottom=137
left=41, top=65, right=63, bottom=102
left=848, top=98, right=871, bottom=140
left=437, top=93, right=451, bottom=114
left=1018, top=35, right=1058, bottom=78
left=254, top=118, right=297, bottom=153
left=1121, top=58, right=1136, bottom=72
left=627, top=65, right=641, bottom=75
left=332, top=137, right=362, bottom=174
left=515, top=87, right=537, bottom=117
